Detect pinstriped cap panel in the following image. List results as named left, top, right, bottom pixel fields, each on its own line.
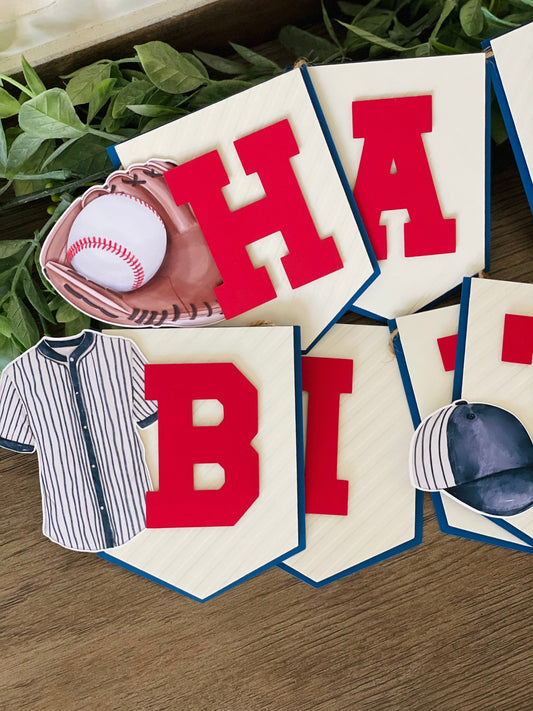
left=410, top=404, right=456, bottom=491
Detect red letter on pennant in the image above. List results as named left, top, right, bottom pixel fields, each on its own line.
left=164, top=119, right=344, bottom=319
left=437, top=334, right=458, bottom=372
left=145, top=363, right=259, bottom=527
left=352, top=95, right=456, bottom=260
left=502, top=313, right=533, bottom=364
left=302, top=356, right=353, bottom=515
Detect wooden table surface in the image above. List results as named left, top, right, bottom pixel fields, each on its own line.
left=2, top=9, right=533, bottom=710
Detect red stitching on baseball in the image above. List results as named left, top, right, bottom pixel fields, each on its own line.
left=114, top=192, right=165, bottom=227
left=67, top=237, right=145, bottom=289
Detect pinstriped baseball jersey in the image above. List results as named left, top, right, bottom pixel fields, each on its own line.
left=0, top=330, right=157, bottom=552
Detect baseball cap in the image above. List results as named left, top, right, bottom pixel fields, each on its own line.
left=409, top=400, right=533, bottom=517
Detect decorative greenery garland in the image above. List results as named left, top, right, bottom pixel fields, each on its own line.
left=0, top=0, right=531, bottom=367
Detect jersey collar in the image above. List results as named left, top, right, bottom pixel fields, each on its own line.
left=37, top=330, right=96, bottom=363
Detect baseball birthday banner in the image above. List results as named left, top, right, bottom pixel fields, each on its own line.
left=280, top=323, right=422, bottom=587
left=393, top=306, right=533, bottom=552
left=100, top=325, right=304, bottom=602
left=307, top=54, right=488, bottom=321
left=5, top=45, right=533, bottom=601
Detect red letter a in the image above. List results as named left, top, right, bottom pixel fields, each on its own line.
left=164, top=119, right=343, bottom=319
left=352, top=95, right=456, bottom=260
left=145, top=363, right=259, bottom=527
left=302, top=356, right=353, bottom=515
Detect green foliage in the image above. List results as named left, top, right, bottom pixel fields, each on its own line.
left=0, top=0, right=531, bottom=366
left=134, top=41, right=209, bottom=93
left=19, top=88, right=88, bottom=139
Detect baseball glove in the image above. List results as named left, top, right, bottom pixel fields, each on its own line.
left=40, top=159, right=224, bottom=327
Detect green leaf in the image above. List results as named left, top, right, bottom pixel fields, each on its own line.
left=343, top=13, right=395, bottom=51
left=0, top=334, right=22, bottom=371
left=56, top=301, right=83, bottom=322
left=7, top=294, right=40, bottom=350
left=460, top=0, right=484, bottom=37
left=337, top=1, right=364, bottom=16
left=12, top=170, right=71, bottom=181
left=279, top=26, right=338, bottom=62
left=48, top=294, right=66, bottom=310
left=0, top=121, right=7, bottom=170
left=322, top=0, right=343, bottom=49
left=65, top=62, right=112, bottom=105
left=413, top=43, right=431, bottom=57
left=41, top=136, right=79, bottom=169
left=126, top=104, right=187, bottom=118
left=49, top=133, right=112, bottom=176
left=0, top=267, right=16, bottom=289
left=430, top=0, right=458, bottom=42
left=389, top=18, right=417, bottom=45
left=339, top=20, right=419, bottom=52
left=135, top=41, right=208, bottom=93
left=19, top=88, right=87, bottom=139
left=481, top=7, right=519, bottom=29
left=22, top=268, right=55, bottom=321
left=122, top=69, right=151, bottom=82
left=21, top=55, right=47, bottom=95
left=504, top=11, right=533, bottom=23
left=34, top=246, right=51, bottom=294
left=188, top=80, right=252, bottom=110
left=64, top=312, right=91, bottom=335
left=193, top=50, right=244, bottom=75
left=0, top=314, right=11, bottom=338
left=141, top=116, right=177, bottom=133
left=87, top=78, right=116, bottom=123
left=0, top=239, right=31, bottom=258
left=11, top=139, right=56, bottom=196
left=229, top=43, right=281, bottom=71
left=181, top=53, right=209, bottom=79
left=5, top=134, right=45, bottom=176
left=112, top=79, right=154, bottom=118
left=431, top=38, right=465, bottom=54
left=512, top=0, right=533, bottom=7
left=0, top=88, right=20, bottom=119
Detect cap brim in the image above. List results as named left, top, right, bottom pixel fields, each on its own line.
left=446, top=466, right=533, bottom=517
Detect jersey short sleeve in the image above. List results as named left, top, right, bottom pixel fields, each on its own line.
left=129, top=341, right=158, bottom=428
left=0, top=369, right=36, bottom=453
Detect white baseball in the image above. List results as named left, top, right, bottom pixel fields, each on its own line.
left=66, top=192, right=167, bottom=292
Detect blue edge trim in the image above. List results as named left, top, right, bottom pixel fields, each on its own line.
left=99, top=326, right=308, bottom=602
left=483, top=38, right=533, bottom=215
left=107, top=144, right=120, bottom=170
left=138, top=411, right=158, bottom=430
left=278, top=322, right=424, bottom=589
left=0, top=436, right=34, bottom=453
left=299, top=65, right=380, bottom=353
